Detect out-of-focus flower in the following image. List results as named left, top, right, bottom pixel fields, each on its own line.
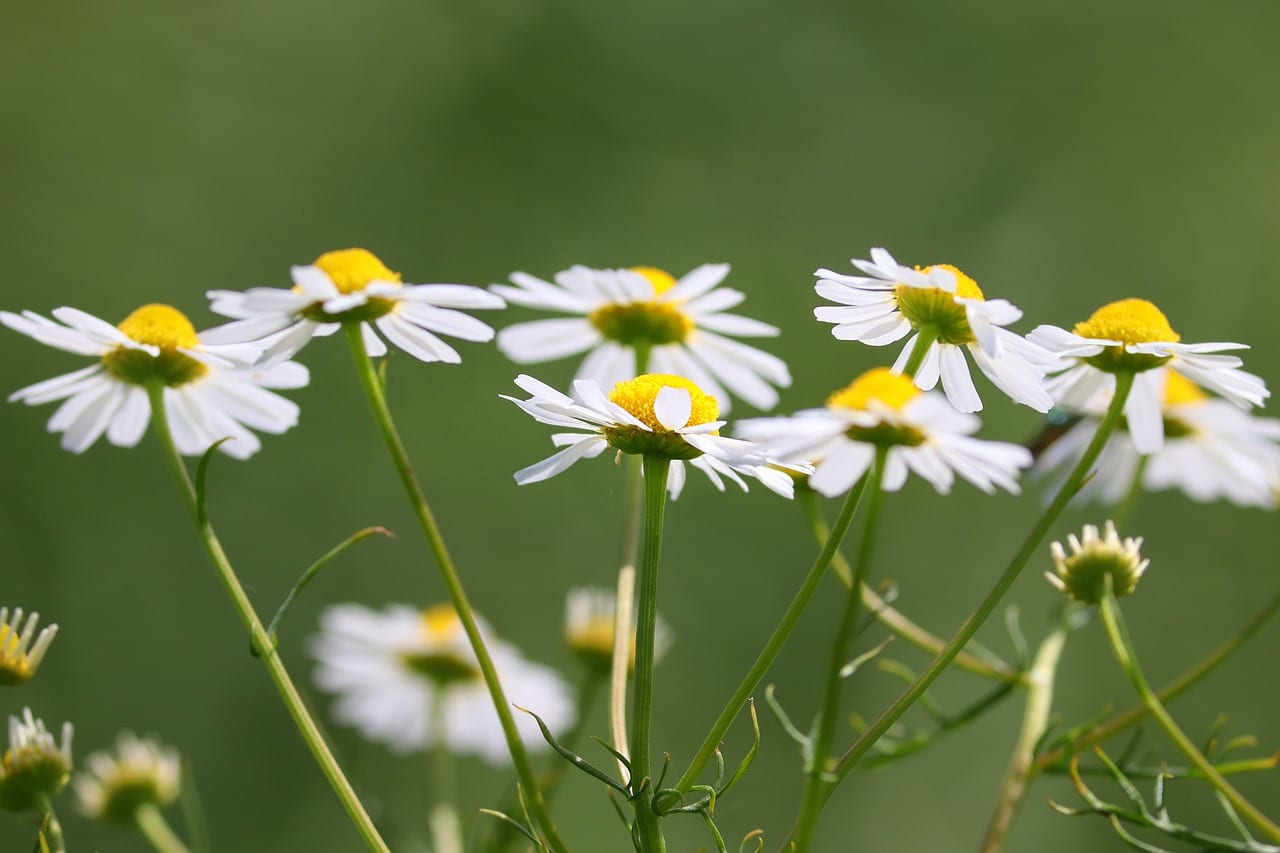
left=74, top=733, right=180, bottom=824
left=564, top=587, right=673, bottom=674
left=1046, top=521, right=1148, bottom=604
left=0, top=608, right=57, bottom=687
left=0, top=709, right=73, bottom=813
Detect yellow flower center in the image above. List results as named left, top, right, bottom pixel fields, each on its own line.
left=609, top=374, right=719, bottom=431
left=631, top=266, right=678, bottom=295
left=0, top=624, right=32, bottom=685
left=421, top=604, right=461, bottom=641
left=567, top=616, right=618, bottom=660
left=313, top=248, right=402, bottom=295
left=827, top=368, right=920, bottom=412
left=400, top=605, right=479, bottom=686
left=587, top=267, right=693, bottom=347
left=893, top=264, right=984, bottom=344
left=1074, top=299, right=1179, bottom=345
left=102, top=304, right=208, bottom=387
left=1163, top=372, right=1206, bottom=407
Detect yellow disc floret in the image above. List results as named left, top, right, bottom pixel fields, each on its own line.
left=893, top=264, right=984, bottom=344
left=400, top=604, right=479, bottom=686
left=421, top=604, right=461, bottom=641
left=588, top=269, right=693, bottom=347
left=102, top=304, right=208, bottom=387
left=631, top=266, right=679, bottom=296
left=314, top=248, right=402, bottom=295
left=609, top=374, right=719, bottom=431
left=827, top=368, right=920, bottom=412
left=1163, top=372, right=1206, bottom=407
left=922, top=264, right=985, bottom=300
left=1074, top=299, right=1179, bottom=345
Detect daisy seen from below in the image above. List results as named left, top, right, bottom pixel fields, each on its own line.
left=1028, top=298, right=1269, bottom=454
left=492, top=264, right=791, bottom=412
left=1034, top=372, right=1280, bottom=509
left=204, top=248, right=505, bottom=364
left=310, top=603, right=575, bottom=763
left=505, top=373, right=798, bottom=499
left=74, top=733, right=180, bottom=824
left=0, top=708, right=73, bottom=813
left=735, top=367, right=1033, bottom=498
left=814, top=247, right=1059, bottom=414
left=1046, top=521, right=1148, bottom=604
left=0, top=608, right=57, bottom=687
left=2, top=304, right=306, bottom=459
left=565, top=586, right=673, bottom=674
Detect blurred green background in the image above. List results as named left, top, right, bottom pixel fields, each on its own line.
left=4, top=1, right=1279, bottom=850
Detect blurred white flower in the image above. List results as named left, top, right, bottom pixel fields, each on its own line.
left=74, top=733, right=180, bottom=823
left=0, top=708, right=73, bottom=813
left=565, top=586, right=673, bottom=673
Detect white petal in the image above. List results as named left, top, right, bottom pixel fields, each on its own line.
left=665, top=263, right=731, bottom=302
left=105, top=386, right=151, bottom=447
left=653, top=386, right=693, bottom=430
left=939, top=346, right=983, bottom=413
left=1125, top=370, right=1165, bottom=454
left=375, top=315, right=462, bottom=364
left=514, top=438, right=608, bottom=484
left=497, top=319, right=601, bottom=363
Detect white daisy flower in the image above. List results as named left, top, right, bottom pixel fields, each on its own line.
left=2, top=304, right=306, bottom=459
left=505, top=373, right=798, bottom=499
left=0, top=708, right=73, bottom=813
left=74, top=733, right=180, bottom=823
left=735, top=367, right=1033, bottom=498
left=1028, top=298, right=1269, bottom=454
left=1046, top=521, right=1148, bottom=604
left=814, top=247, right=1059, bottom=413
left=564, top=586, right=673, bottom=674
left=0, top=608, right=58, bottom=687
left=1035, top=372, right=1280, bottom=509
left=204, top=248, right=505, bottom=364
left=491, top=264, right=791, bottom=413
left=310, top=603, right=575, bottom=762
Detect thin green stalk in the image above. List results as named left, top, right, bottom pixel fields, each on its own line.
left=631, top=456, right=671, bottom=853
left=672, top=471, right=871, bottom=797
left=136, top=803, right=191, bottom=853
left=429, top=694, right=462, bottom=853
left=901, top=327, right=938, bottom=378
left=798, top=488, right=1020, bottom=683
left=1098, top=586, right=1280, bottom=842
left=980, top=621, right=1072, bottom=852
left=342, top=327, right=566, bottom=853
left=1112, top=454, right=1149, bottom=530
left=823, top=370, right=1136, bottom=797
left=791, top=450, right=887, bottom=851
left=1036, top=588, right=1280, bottom=770
left=145, top=381, right=388, bottom=853
left=36, top=795, right=65, bottom=853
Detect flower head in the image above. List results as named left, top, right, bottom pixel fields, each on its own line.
left=1046, top=521, right=1148, bottom=604
left=492, top=264, right=791, bottom=413
left=564, top=587, right=673, bottom=674
left=0, top=709, right=73, bottom=813
left=0, top=608, right=57, bottom=687
left=310, top=603, right=575, bottom=762
left=73, top=733, right=180, bottom=824
left=1029, top=299, right=1269, bottom=453
left=2, top=304, right=307, bottom=458
left=815, top=248, right=1059, bottom=413
left=204, top=248, right=505, bottom=364
left=505, top=373, right=798, bottom=499
left=736, top=367, right=1033, bottom=498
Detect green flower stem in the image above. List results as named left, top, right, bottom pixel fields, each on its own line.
left=672, top=471, right=871, bottom=797
left=610, top=453, right=645, bottom=773
left=429, top=694, right=462, bottom=853
left=1098, top=586, right=1280, bottom=842
left=341, top=327, right=567, bottom=853
left=145, top=381, right=389, bottom=853
left=979, top=619, right=1072, bottom=853
left=791, top=449, right=887, bottom=852
left=901, top=327, right=938, bottom=378
left=631, top=456, right=671, bottom=853
left=1111, top=454, right=1149, bottom=530
left=822, top=370, right=1136, bottom=801
left=135, top=803, right=191, bottom=853
left=798, top=488, right=1020, bottom=684
left=1036, top=588, right=1280, bottom=771
left=36, top=794, right=65, bottom=853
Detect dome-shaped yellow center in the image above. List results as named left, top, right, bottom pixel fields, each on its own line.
left=1163, top=372, right=1206, bottom=407
left=314, top=248, right=402, bottom=295
left=608, top=374, right=719, bottom=431
left=827, top=367, right=920, bottom=412
left=421, top=604, right=461, bottom=641
left=631, top=266, right=678, bottom=296
left=919, top=264, right=985, bottom=300
left=116, top=304, right=200, bottom=349
left=1074, top=299, right=1179, bottom=345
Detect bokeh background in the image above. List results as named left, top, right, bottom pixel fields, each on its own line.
left=4, top=1, right=1279, bottom=850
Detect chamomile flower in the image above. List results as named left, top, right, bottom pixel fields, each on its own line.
left=1046, top=521, right=1148, bottom=604
left=0, top=709, right=73, bottom=813
left=1035, top=373, right=1280, bottom=509
left=492, top=264, right=791, bottom=413
left=564, top=587, right=673, bottom=674
left=310, top=603, right=575, bottom=762
left=814, top=248, right=1058, bottom=413
left=735, top=367, right=1033, bottom=498
left=2, top=304, right=306, bottom=459
left=0, top=608, right=57, bottom=687
left=1028, top=299, right=1269, bottom=453
left=73, top=733, right=180, bottom=824
left=505, top=373, right=797, bottom=499
left=204, top=248, right=505, bottom=364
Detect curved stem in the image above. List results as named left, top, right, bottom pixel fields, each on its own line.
left=145, top=381, right=388, bottom=852
left=822, top=370, right=1136, bottom=801
left=135, top=803, right=192, bottom=853
left=1036, top=587, right=1280, bottom=770
left=341, top=328, right=566, bottom=853
left=673, top=471, right=871, bottom=797
left=631, top=456, right=670, bottom=852
left=798, top=488, right=1020, bottom=684
left=979, top=619, right=1071, bottom=852
left=36, top=795, right=65, bottom=853
left=1098, top=586, right=1280, bottom=842
left=791, top=450, right=886, bottom=851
